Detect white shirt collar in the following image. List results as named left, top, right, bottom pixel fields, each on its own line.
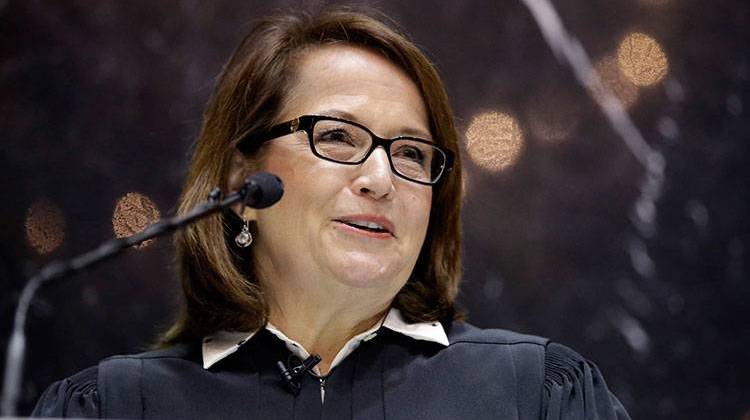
left=202, top=307, right=449, bottom=370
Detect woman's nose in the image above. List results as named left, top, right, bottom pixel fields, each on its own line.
left=352, top=147, right=395, bottom=200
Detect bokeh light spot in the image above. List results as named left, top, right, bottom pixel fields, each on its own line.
left=112, top=192, right=161, bottom=249
left=25, top=198, right=65, bottom=255
left=617, top=32, right=669, bottom=86
left=525, top=88, right=581, bottom=143
left=465, top=111, right=524, bottom=172
left=594, top=55, right=640, bottom=109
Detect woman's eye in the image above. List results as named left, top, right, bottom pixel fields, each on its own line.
left=318, top=129, right=355, bottom=145
left=395, top=146, right=425, bottom=163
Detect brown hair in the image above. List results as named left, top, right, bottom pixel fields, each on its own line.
left=158, top=7, right=463, bottom=345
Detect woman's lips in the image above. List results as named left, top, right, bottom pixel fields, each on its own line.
left=333, top=221, right=393, bottom=239
left=333, top=215, right=396, bottom=236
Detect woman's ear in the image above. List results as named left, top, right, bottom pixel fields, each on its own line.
left=227, top=150, right=259, bottom=221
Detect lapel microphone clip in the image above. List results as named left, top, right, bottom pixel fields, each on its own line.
left=276, top=354, right=322, bottom=396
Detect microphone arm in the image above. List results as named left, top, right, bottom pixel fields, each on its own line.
left=1, top=172, right=283, bottom=416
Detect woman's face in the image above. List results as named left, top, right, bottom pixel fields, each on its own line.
left=248, top=44, right=432, bottom=301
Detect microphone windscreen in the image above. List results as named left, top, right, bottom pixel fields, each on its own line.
left=245, top=172, right=284, bottom=209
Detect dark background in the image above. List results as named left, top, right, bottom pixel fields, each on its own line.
left=2, top=1, right=748, bottom=418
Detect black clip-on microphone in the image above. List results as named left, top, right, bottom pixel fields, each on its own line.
left=0, top=172, right=284, bottom=416
left=276, top=354, right=322, bottom=396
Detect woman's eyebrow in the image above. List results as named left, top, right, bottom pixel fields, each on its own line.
left=317, top=108, right=433, bottom=141
left=316, top=108, right=359, bottom=122
left=398, top=126, right=433, bottom=141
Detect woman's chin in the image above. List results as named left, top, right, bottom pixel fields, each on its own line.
left=325, top=253, right=403, bottom=290
left=315, top=232, right=412, bottom=290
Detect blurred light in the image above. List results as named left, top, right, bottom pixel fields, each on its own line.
left=617, top=32, right=669, bottom=86
left=112, top=192, right=161, bottom=249
left=594, top=56, right=639, bottom=109
left=609, top=307, right=651, bottom=356
left=615, top=277, right=653, bottom=317
left=628, top=237, right=655, bottom=279
left=685, top=199, right=709, bottom=230
left=465, top=111, right=524, bottom=172
left=634, top=198, right=656, bottom=226
left=524, top=88, right=580, bottom=143
left=656, top=116, right=679, bottom=141
left=24, top=198, right=65, bottom=255
left=665, top=78, right=685, bottom=102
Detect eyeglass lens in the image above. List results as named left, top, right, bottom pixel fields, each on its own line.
left=311, top=119, right=445, bottom=183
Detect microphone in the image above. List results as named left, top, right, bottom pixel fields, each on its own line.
left=0, top=172, right=284, bottom=416
left=276, top=354, right=322, bottom=396
left=240, top=172, right=284, bottom=209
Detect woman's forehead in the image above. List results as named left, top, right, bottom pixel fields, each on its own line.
left=280, top=44, right=430, bottom=136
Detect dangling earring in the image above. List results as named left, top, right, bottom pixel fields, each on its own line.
left=235, top=218, right=253, bottom=248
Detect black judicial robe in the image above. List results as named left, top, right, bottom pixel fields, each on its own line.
left=32, top=321, right=630, bottom=419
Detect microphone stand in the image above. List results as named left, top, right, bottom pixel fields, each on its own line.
left=1, top=176, right=274, bottom=416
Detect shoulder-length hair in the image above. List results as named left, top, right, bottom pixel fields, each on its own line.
left=158, top=7, right=463, bottom=345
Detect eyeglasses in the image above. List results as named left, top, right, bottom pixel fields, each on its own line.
left=237, top=115, right=454, bottom=185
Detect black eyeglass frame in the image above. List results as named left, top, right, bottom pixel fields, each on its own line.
left=237, top=115, right=455, bottom=186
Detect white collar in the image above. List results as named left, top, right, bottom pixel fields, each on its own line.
left=202, top=307, right=449, bottom=370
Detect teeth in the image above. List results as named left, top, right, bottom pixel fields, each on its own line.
left=342, top=220, right=386, bottom=231
left=351, top=221, right=384, bottom=230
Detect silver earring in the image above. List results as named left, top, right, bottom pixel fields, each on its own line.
left=234, top=219, right=253, bottom=248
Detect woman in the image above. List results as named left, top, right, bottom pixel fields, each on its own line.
left=33, top=8, right=630, bottom=419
